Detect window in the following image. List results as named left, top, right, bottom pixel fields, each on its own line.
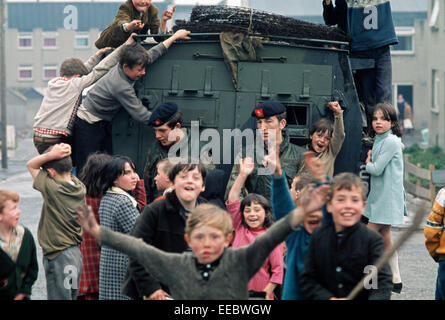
left=43, top=65, right=57, bottom=80
left=18, top=65, right=33, bottom=81
left=432, top=69, right=440, bottom=113
left=18, top=33, right=32, bottom=49
left=43, top=33, right=57, bottom=49
left=75, top=34, right=89, bottom=48
left=391, top=27, right=414, bottom=55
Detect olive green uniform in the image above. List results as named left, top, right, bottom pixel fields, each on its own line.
left=225, top=130, right=305, bottom=200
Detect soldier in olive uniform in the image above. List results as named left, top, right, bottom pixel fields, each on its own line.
left=225, top=101, right=306, bottom=200
left=143, top=102, right=186, bottom=203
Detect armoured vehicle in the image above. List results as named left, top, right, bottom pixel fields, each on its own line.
left=111, top=6, right=368, bottom=188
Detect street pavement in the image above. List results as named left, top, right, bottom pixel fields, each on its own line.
left=0, top=137, right=438, bottom=300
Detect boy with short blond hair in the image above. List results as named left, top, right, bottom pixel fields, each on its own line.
left=300, top=172, right=393, bottom=300
left=27, top=143, right=86, bottom=300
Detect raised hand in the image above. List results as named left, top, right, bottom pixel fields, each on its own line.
left=263, top=138, right=281, bottom=176
left=328, top=101, right=343, bottom=115
left=239, top=157, right=255, bottom=177
left=303, top=152, right=326, bottom=182
left=162, top=5, right=176, bottom=22
left=76, top=204, right=101, bottom=240
left=299, top=184, right=330, bottom=215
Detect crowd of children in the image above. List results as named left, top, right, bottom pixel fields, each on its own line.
left=3, top=0, right=443, bottom=302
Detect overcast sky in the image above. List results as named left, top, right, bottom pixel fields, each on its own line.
left=5, top=0, right=227, bottom=3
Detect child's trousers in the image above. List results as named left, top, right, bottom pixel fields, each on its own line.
left=436, top=260, right=445, bottom=300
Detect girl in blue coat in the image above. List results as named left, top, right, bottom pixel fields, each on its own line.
left=364, top=102, right=406, bottom=293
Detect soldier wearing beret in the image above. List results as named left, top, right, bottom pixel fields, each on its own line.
left=142, top=102, right=187, bottom=203
left=225, top=101, right=306, bottom=200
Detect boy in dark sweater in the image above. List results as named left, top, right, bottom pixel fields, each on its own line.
left=300, top=172, right=393, bottom=300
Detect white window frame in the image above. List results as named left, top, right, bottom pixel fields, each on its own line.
left=18, top=65, right=33, bottom=81
left=74, top=34, right=89, bottom=49
left=391, top=27, right=415, bottom=55
left=432, top=70, right=440, bottom=114
left=42, top=33, right=58, bottom=50
left=17, top=33, right=33, bottom=49
left=430, top=0, right=440, bottom=30
left=43, top=65, right=58, bottom=80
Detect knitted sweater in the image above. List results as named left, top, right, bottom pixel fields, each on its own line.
left=98, top=213, right=294, bottom=299
left=425, top=188, right=445, bottom=262
left=0, top=226, right=38, bottom=299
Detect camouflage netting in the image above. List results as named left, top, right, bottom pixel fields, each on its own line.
left=173, top=5, right=349, bottom=44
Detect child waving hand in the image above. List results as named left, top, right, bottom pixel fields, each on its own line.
left=226, top=157, right=283, bottom=300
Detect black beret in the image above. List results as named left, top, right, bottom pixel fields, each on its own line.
left=148, top=102, right=179, bottom=126
left=251, top=101, right=286, bottom=118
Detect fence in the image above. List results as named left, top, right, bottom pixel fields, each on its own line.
left=404, top=154, right=437, bottom=202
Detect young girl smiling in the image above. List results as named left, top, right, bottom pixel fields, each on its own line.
left=226, top=157, right=283, bottom=300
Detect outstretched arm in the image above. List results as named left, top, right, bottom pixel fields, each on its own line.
left=162, top=29, right=191, bottom=49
